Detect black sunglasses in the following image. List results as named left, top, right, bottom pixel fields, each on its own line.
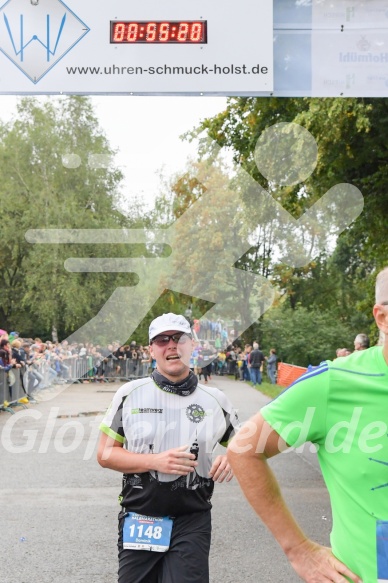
left=151, top=333, right=192, bottom=346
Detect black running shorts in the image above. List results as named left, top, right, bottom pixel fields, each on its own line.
left=118, top=510, right=211, bottom=583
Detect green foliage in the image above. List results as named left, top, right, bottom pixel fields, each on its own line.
left=0, top=96, right=132, bottom=338
left=161, top=159, right=276, bottom=334
left=187, top=97, right=388, bottom=262
left=182, top=96, right=388, bottom=362
left=260, top=302, right=366, bottom=367
left=126, top=290, right=213, bottom=346
left=2, top=94, right=387, bottom=360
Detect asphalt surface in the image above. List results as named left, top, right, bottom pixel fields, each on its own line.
left=0, top=376, right=332, bottom=583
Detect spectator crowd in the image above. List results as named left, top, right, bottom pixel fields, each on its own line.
left=0, top=314, right=279, bottom=402
left=0, top=329, right=154, bottom=397
left=1, top=311, right=372, bottom=404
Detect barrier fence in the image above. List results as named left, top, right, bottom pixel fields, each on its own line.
left=1, top=357, right=307, bottom=414
left=0, top=357, right=151, bottom=414
left=277, top=362, right=308, bottom=387
left=0, top=368, right=29, bottom=414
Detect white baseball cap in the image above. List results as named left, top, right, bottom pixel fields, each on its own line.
left=149, top=313, right=191, bottom=341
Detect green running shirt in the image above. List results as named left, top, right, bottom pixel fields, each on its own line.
left=261, top=346, right=388, bottom=583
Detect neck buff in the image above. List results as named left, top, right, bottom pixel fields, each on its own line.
left=151, top=369, right=198, bottom=396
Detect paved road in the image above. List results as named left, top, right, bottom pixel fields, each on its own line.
left=0, top=377, right=332, bottom=583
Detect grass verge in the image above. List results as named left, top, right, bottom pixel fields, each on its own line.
left=226, top=375, right=285, bottom=399
left=247, top=381, right=285, bottom=399
left=247, top=380, right=285, bottom=399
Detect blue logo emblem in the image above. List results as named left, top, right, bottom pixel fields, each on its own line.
left=0, top=0, right=90, bottom=84
left=370, top=456, right=388, bottom=491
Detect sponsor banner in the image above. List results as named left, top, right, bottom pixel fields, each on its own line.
left=0, top=0, right=273, bottom=94
left=313, top=0, right=388, bottom=28
left=312, top=29, right=388, bottom=96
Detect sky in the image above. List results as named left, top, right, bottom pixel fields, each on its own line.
left=0, top=95, right=228, bottom=211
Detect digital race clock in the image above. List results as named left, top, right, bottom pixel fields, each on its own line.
left=110, top=21, right=207, bottom=44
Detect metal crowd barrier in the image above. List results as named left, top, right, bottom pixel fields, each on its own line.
left=96, top=357, right=151, bottom=381
left=0, top=368, right=29, bottom=414
left=23, top=360, right=57, bottom=396
left=60, top=355, right=152, bottom=383
left=0, top=356, right=152, bottom=414
left=61, top=356, right=89, bottom=383
left=60, top=356, right=151, bottom=382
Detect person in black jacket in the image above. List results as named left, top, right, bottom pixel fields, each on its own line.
left=248, top=341, right=265, bottom=386
left=199, top=342, right=213, bottom=383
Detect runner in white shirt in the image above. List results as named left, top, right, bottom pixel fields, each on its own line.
left=97, top=313, right=239, bottom=583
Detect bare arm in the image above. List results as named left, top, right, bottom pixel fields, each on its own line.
left=97, top=432, right=198, bottom=475
left=227, top=412, right=362, bottom=583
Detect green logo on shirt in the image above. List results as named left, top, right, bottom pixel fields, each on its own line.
left=186, top=404, right=206, bottom=423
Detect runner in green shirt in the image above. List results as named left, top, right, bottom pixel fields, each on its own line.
left=227, top=266, right=388, bottom=583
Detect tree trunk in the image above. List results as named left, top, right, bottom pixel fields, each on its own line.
left=52, top=326, right=59, bottom=343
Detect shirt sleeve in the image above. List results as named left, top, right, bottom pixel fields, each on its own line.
left=261, top=362, right=330, bottom=447
left=216, top=391, right=240, bottom=446
left=99, top=385, right=129, bottom=443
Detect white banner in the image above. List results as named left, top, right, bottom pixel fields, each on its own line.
left=312, top=28, right=388, bottom=96
left=0, top=0, right=273, bottom=94
left=312, top=0, right=388, bottom=28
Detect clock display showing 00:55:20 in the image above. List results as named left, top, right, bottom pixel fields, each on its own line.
left=110, top=21, right=208, bottom=44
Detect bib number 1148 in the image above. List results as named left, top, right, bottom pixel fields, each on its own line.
left=128, top=523, right=162, bottom=539
left=123, top=513, right=173, bottom=552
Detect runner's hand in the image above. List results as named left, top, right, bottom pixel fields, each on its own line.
left=153, top=445, right=198, bottom=475
left=287, top=539, right=362, bottom=583
left=209, top=454, right=233, bottom=482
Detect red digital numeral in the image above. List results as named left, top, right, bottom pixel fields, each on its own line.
left=127, top=23, right=138, bottom=42
left=159, top=22, right=170, bottom=42
left=113, top=23, right=125, bottom=42
left=190, top=23, right=202, bottom=42
left=112, top=20, right=205, bottom=43
left=177, top=22, right=189, bottom=42
left=146, top=22, right=157, bottom=42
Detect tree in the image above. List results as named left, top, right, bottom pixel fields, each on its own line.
left=147, top=157, right=274, bottom=342
left=260, top=303, right=358, bottom=367
left=184, top=97, right=387, bottom=340
left=0, top=96, right=133, bottom=338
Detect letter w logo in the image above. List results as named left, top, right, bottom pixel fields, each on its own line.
left=0, top=0, right=90, bottom=84
left=3, top=11, right=67, bottom=62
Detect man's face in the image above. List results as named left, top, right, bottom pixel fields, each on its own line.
left=373, top=302, right=388, bottom=344
left=149, top=330, right=193, bottom=382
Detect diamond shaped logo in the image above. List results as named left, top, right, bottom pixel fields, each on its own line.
left=0, top=0, right=90, bottom=84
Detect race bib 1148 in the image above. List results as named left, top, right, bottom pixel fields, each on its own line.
left=123, top=513, right=173, bottom=552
